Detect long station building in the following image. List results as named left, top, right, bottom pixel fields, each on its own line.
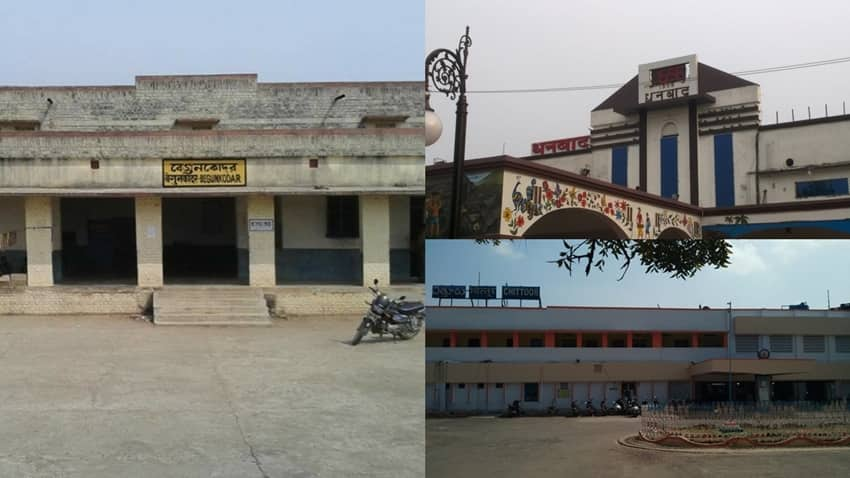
left=0, top=74, right=423, bottom=287
left=426, top=54, right=850, bottom=239
left=426, top=304, right=850, bottom=413
left=0, top=74, right=424, bottom=318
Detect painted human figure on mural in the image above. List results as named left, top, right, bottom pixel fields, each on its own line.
left=645, top=212, right=651, bottom=238
left=636, top=208, right=644, bottom=238
left=424, top=192, right=443, bottom=237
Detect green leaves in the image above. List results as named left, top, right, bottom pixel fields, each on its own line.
left=551, top=240, right=731, bottom=280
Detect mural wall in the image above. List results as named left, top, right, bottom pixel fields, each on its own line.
left=500, top=170, right=701, bottom=239
left=425, top=170, right=503, bottom=238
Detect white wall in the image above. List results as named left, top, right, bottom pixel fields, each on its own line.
left=0, top=197, right=26, bottom=250
left=646, top=105, right=690, bottom=199
left=279, top=195, right=409, bottom=250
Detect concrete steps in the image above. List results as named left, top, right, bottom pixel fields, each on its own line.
left=153, top=287, right=272, bottom=326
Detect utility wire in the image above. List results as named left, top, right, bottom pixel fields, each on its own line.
left=428, top=55, right=850, bottom=95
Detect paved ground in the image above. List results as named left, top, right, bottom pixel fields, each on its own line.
left=426, top=416, right=850, bottom=478
left=0, top=315, right=424, bottom=477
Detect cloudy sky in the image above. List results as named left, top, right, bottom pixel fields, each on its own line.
left=426, top=0, right=850, bottom=163
left=426, top=240, right=850, bottom=309
left=1, top=0, right=422, bottom=85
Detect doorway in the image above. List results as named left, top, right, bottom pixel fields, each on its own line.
left=162, top=197, right=238, bottom=283
left=60, top=198, right=137, bottom=284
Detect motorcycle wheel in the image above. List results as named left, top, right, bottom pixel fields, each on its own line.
left=397, top=317, right=424, bottom=340
left=351, top=318, right=370, bottom=346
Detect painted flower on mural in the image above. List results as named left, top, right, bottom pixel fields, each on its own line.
left=503, top=207, right=513, bottom=222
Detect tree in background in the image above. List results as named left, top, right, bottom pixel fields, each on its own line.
left=552, top=240, right=731, bottom=280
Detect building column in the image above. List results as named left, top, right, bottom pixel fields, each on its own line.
left=512, top=331, right=519, bottom=348
left=359, top=195, right=390, bottom=286
left=576, top=332, right=583, bottom=348
left=135, top=197, right=163, bottom=287
left=691, top=333, right=699, bottom=348
left=25, top=197, right=55, bottom=287
left=626, top=332, right=633, bottom=348
left=449, top=331, right=457, bottom=348
left=544, top=331, right=555, bottom=348
left=652, top=332, right=662, bottom=348
left=601, top=333, right=608, bottom=348
left=247, top=195, right=276, bottom=287
left=480, top=331, right=488, bottom=348
left=51, top=198, right=63, bottom=283
left=235, top=196, right=249, bottom=284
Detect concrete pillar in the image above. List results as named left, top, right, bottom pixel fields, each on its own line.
left=512, top=331, right=520, bottom=348
left=235, top=196, right=249, bottom=284
left=359, top=195, right=390, bottom=287
left=544, top=331, right=555, bottom=348
left=652, top=331, right=662, bottom=348
left=247, top=195, right=276, bottom=287
left=601, top=333, right=608, bottom=348
left=626, top=332, right=633, bottom=348
left=576, top=332, right=583, bottom=348
left=480, top=331, right=488, bottom=348
left=449, top=331, right=457, bottom=348
left=692, top=333, right=699, bottom=348
left=135, top=197, right=163, bottom=287
left=51, top=197, right=62, bottom=283
left=25, top=197, right=55, bottom=287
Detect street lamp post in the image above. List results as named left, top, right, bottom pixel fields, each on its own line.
left=425, top=26, right=471, bottom=238
left=727, top=301, right=733, bottom=403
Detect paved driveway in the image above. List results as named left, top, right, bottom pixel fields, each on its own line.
left=0, top=315, right=423, bottom=477
left=426, top=416, right=850, bottom=478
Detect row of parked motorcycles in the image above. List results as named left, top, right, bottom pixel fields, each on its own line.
left=504, top=398, right=643, bottom=418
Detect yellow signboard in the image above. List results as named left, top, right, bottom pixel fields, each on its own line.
left=162, top=159, right=246, bottom=188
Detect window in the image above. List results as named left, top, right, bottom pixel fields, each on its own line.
left=795, top=178, right=849, bottom=199
left=457, top=383, right=466, bottom=389
left=505, top=338, right=514, bottom=347
left=556, top=333, right=577, bottom=347
left=698, top=333, right=724, bottom=347
left=523, top=383, right=539, bottom=402
left=802, top=336, right=825, bottom=353
left=529, top=338, right=544, bottom=348
left=736, top=335, right=759, bottom=353
left=612, top=146, right=628, bottom=186
left=770, top=335, right=793, bottom=353
left=608, top=333, right=627, bottom=347
left=495, top=383, right=504, bottom=389
left=632, top=333, right=651, bottom=348
left=173, top=118, right=219, bottom=130
left=467, top=338, right=481, bottom=348
left=583, top=333, right=601, bottom=347
left=360, top=115, right=408, bottom=128
left=326, top=196, right=359, bottom=238
left=663, top=333, right=691, bottom=348
left=660, top=134, right=678, bottom=198
left=558, top=383, right=571, bottom=399
left=836, top=336, right=850, bottom=354
left=477, top=383, right=485, bottom=389
left=441, top=338, right=451, bottom=348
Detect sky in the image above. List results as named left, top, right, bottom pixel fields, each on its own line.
left=425, top=0, right=850, bottom=163
left=426, top=240, right=850, bottom=310
left=0, top=0, right=423, bottom=85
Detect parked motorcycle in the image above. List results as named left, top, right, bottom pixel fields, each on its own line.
left=626, top=399, right=642, bottom=417
left=505, top=400, right=522, bottom=418
left=351, top=279, right=425, bottom=346
left=584, top=399, right=598, bottom=417
left=612, top=398, right=625, bottom=415
left=569, top=400, right=580, bottom=417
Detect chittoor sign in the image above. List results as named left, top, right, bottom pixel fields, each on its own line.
left=531, top=135, right=590, bottom=155
left=162, top=159, right=247, bottom=187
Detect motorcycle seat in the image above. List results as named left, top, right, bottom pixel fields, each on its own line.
left=395, top=301, right=425, bottom=314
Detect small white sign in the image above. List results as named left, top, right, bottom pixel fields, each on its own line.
left=249, top=219, right=274, bottom=232
left=146, top=226, right=157, bottom=239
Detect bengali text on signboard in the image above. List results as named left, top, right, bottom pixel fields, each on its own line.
left=162, top=159, right=246, bottom=188
left=468, top=286, right=497, bottom=300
